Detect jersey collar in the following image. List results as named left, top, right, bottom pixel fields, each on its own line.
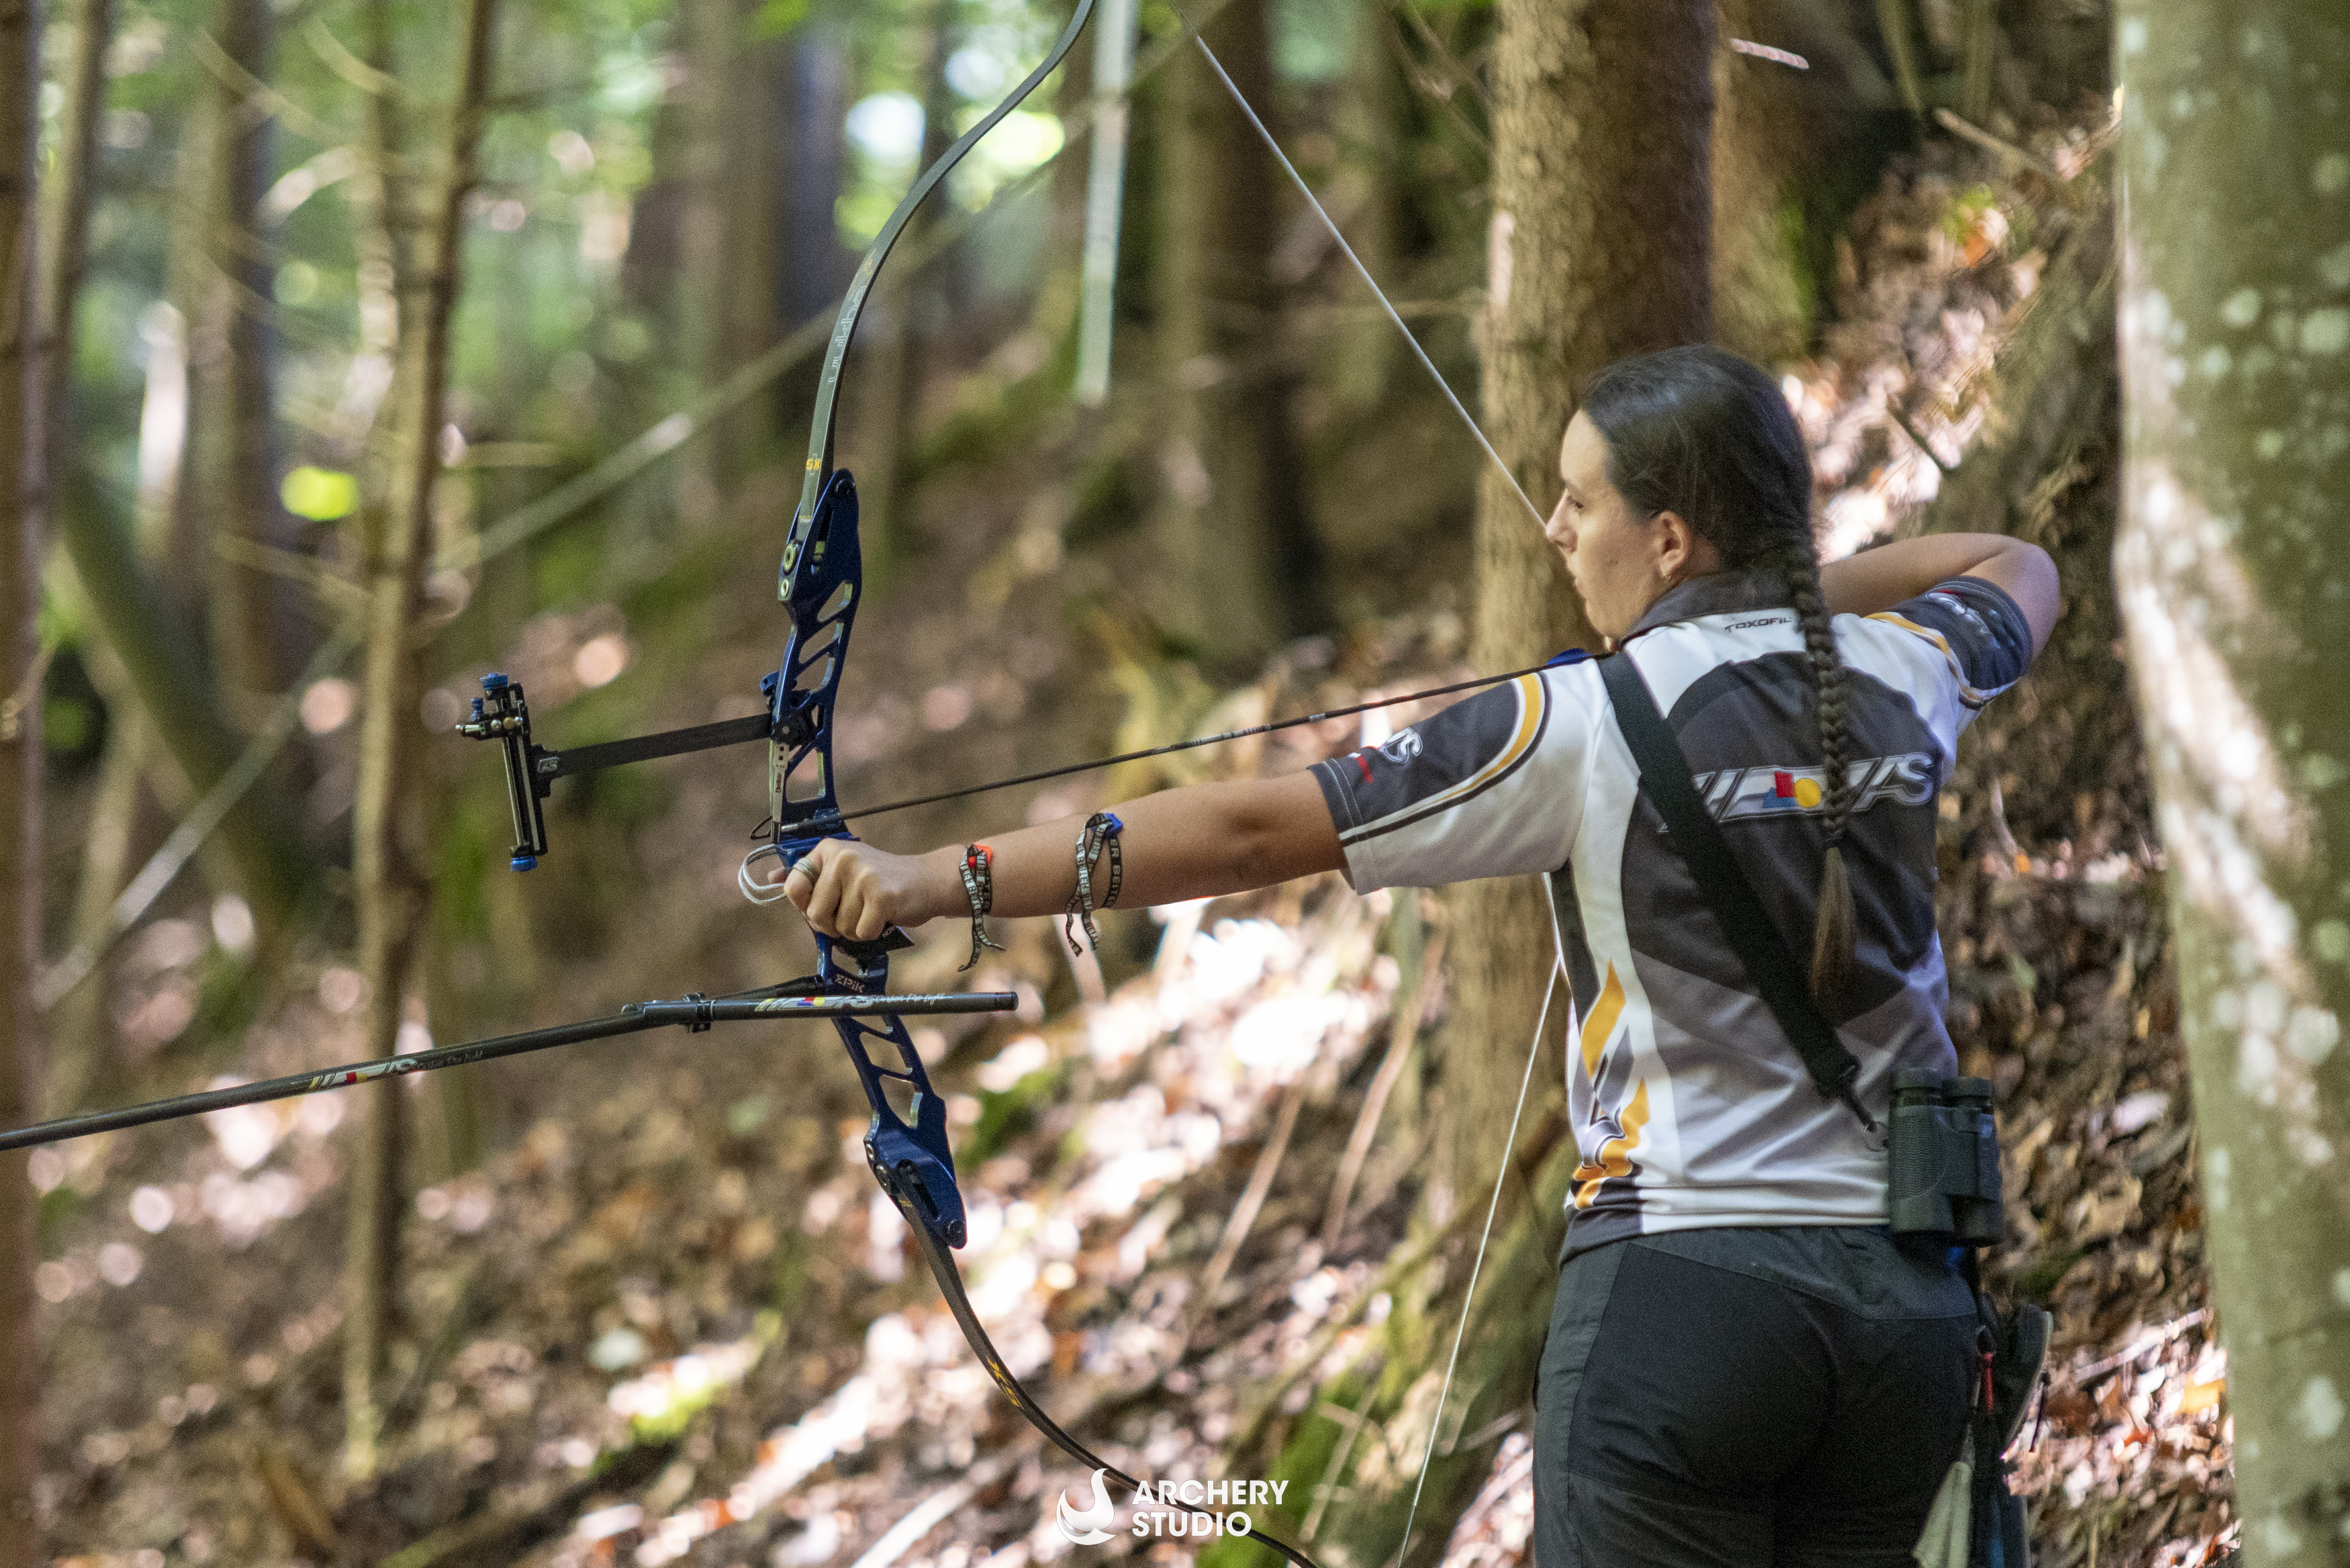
left=1622, top=570, right=1790, bottom=640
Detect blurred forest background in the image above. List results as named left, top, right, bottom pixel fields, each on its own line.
left=0, top=0, right=2244, bottom=1563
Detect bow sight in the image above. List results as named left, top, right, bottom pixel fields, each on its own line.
left=455, top=673, right=779, bottom=872
left=455, top=469, right=868, bottom=875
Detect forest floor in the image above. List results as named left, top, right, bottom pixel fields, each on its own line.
left=28, top=107, right=2232, bottom=1568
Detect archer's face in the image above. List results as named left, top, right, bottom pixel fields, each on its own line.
left=1546, top=412, right=1666, bottom=642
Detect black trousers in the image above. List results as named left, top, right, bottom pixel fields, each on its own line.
left=1533, top=1226, right=1977, bottom=1568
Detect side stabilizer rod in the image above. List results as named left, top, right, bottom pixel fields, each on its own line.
left=0, top=989, right=1015, bottom=1153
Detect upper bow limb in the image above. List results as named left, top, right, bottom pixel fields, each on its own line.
left=785, top=772, right=1344, bottom=942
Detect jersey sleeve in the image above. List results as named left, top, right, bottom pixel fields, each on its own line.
left=1309, top=667, right=1596, bottom=893
left=1865, top=575, right=2035, bottom=716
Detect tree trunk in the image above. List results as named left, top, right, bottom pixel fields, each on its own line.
left=345, top=0, right=499, bottom=1478
left=1446, top=0, right=1715, bottom=1193
left=851, top=0, right=953, bottom=579
left=1711, top=0, right=1812, bottom=366
left=40, top=0, right=306, bottom=943
left=187, top=0, right=295, bottom=716
left=769, top=23, right=850, bottom=335
left=33, top=0, right=117, bottom=1108
left=2114, top=4, right=2350, bottom=1561
left=0, top=0, right=43, bottom=1555
left=1150, top=0, right=1327, bottom=669
left=50, top=477, right=311, bottom=932
left=671, top=0, right=773, bottom=530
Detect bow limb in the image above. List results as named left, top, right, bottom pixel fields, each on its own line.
left=757, top=16, right=1335, bottom=1568
left=784, top=0, right=1101, bottom=569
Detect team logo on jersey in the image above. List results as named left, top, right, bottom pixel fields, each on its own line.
left=1377, top=730, right=1423, bottom=765
left=1692, top=752, right=1934, bottom=824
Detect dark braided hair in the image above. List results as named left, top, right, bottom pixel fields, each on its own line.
left=1581, top=345, right=1857, bottom=1000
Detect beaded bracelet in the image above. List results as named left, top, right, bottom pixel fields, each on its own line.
left=957, top=843, right=1007, bottom=972
left=1062, top=812, right=1125, bottom=957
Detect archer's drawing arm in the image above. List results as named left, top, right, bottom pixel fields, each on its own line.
left=1821, top=532, right=2060, bottom=654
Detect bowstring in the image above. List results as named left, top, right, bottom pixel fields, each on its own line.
left=1182, top=32, right=1566, bottom=1565
left=829, top=660, right=1565, bottom=823
left=1187, top=34, right=1547, bottom=532
left=1391, top=961, right=1558, bottom=1568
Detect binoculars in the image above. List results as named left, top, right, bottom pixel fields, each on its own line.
left=1887, top=1070, right=2004, bottom=1245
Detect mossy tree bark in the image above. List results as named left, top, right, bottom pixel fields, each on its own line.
left=39, top=0, right=308, bottom=948
left=0, top=0, right=42, bottom=1555
left=345, top=0, right=500, bottom=1478
left=2114, top=3, right=2350, bottom=1561
left=1446, top=0, right=1714, bottom=1197
left=32, top=0, right=117, bottom=1109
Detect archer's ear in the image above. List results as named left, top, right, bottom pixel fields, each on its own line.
left=1653, top=509, right=1699, bottom=577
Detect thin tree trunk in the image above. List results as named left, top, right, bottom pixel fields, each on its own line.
left=34, top=0, right=107, bottom=440
left=2114, top=5, right=2350, bottom=1562
left=39, top=0, right=306, bottom=941
left=1151, top=0, right=1327, bottom=669
left=187, top=0, right=293, bottom=716
left=0, top=0, right=44, bottom=1555
left=855, top=0, right=953, bottom=580
left=52, top=471, right=310, bottom=932
left=1445, top=0, right=1715, bottom=1198
left=35, top=0, right=121, bottom=1111
left=671, top=0, right=733, bottom=531
left=1319, top=7, right=1403, bottom=414
left=770, top=23, right=849, bottom=333
left=345, top=0, right=498, bottom=1478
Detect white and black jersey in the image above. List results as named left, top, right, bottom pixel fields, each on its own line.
left=1311, top=573, right=2035, bottom=1255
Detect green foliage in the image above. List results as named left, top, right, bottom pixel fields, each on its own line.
left=1270, top=0, right=1360, bottom=83
left=1940, top=183, right=2000, bottom=242
left=1062, top=452, right=1145, bottom=550
left=191, top=946, right=261, bottom=1045
left=770, top=1230, right=811, bottom=1317
left=37, top=1183, right=85, bottom=1251
left=961, top=1060, right=1072, bottom=1165
left=42, top=697, right=93, bottom=753
left=281, top=466, right=360, bottom=522
left=753, top=0, right=814, bottom=40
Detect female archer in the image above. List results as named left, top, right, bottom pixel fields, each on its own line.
left=780, top=344, right=2058, bottom=1565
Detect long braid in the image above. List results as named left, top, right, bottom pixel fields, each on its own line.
left=1583, top=344, right=1856, bottom=1005
left=1777, top=548, right=1858, bottom=999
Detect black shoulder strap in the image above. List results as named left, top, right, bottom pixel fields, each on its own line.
left=1597, top=652, right=1875, bottom=1132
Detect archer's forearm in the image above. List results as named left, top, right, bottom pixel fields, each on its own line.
left=898, top=771, right=1346, bottom=926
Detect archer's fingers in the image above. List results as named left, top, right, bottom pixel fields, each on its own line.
left=851, top=885, right=892, bottom=942
left=778, top=856, right=816, bottom=916
left=833, top=854, right=892, bottom=943
left=798, top=845, right=847, bottom=935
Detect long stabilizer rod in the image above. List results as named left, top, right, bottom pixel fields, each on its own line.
left=0, top=989, right=1017, bottom=1153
